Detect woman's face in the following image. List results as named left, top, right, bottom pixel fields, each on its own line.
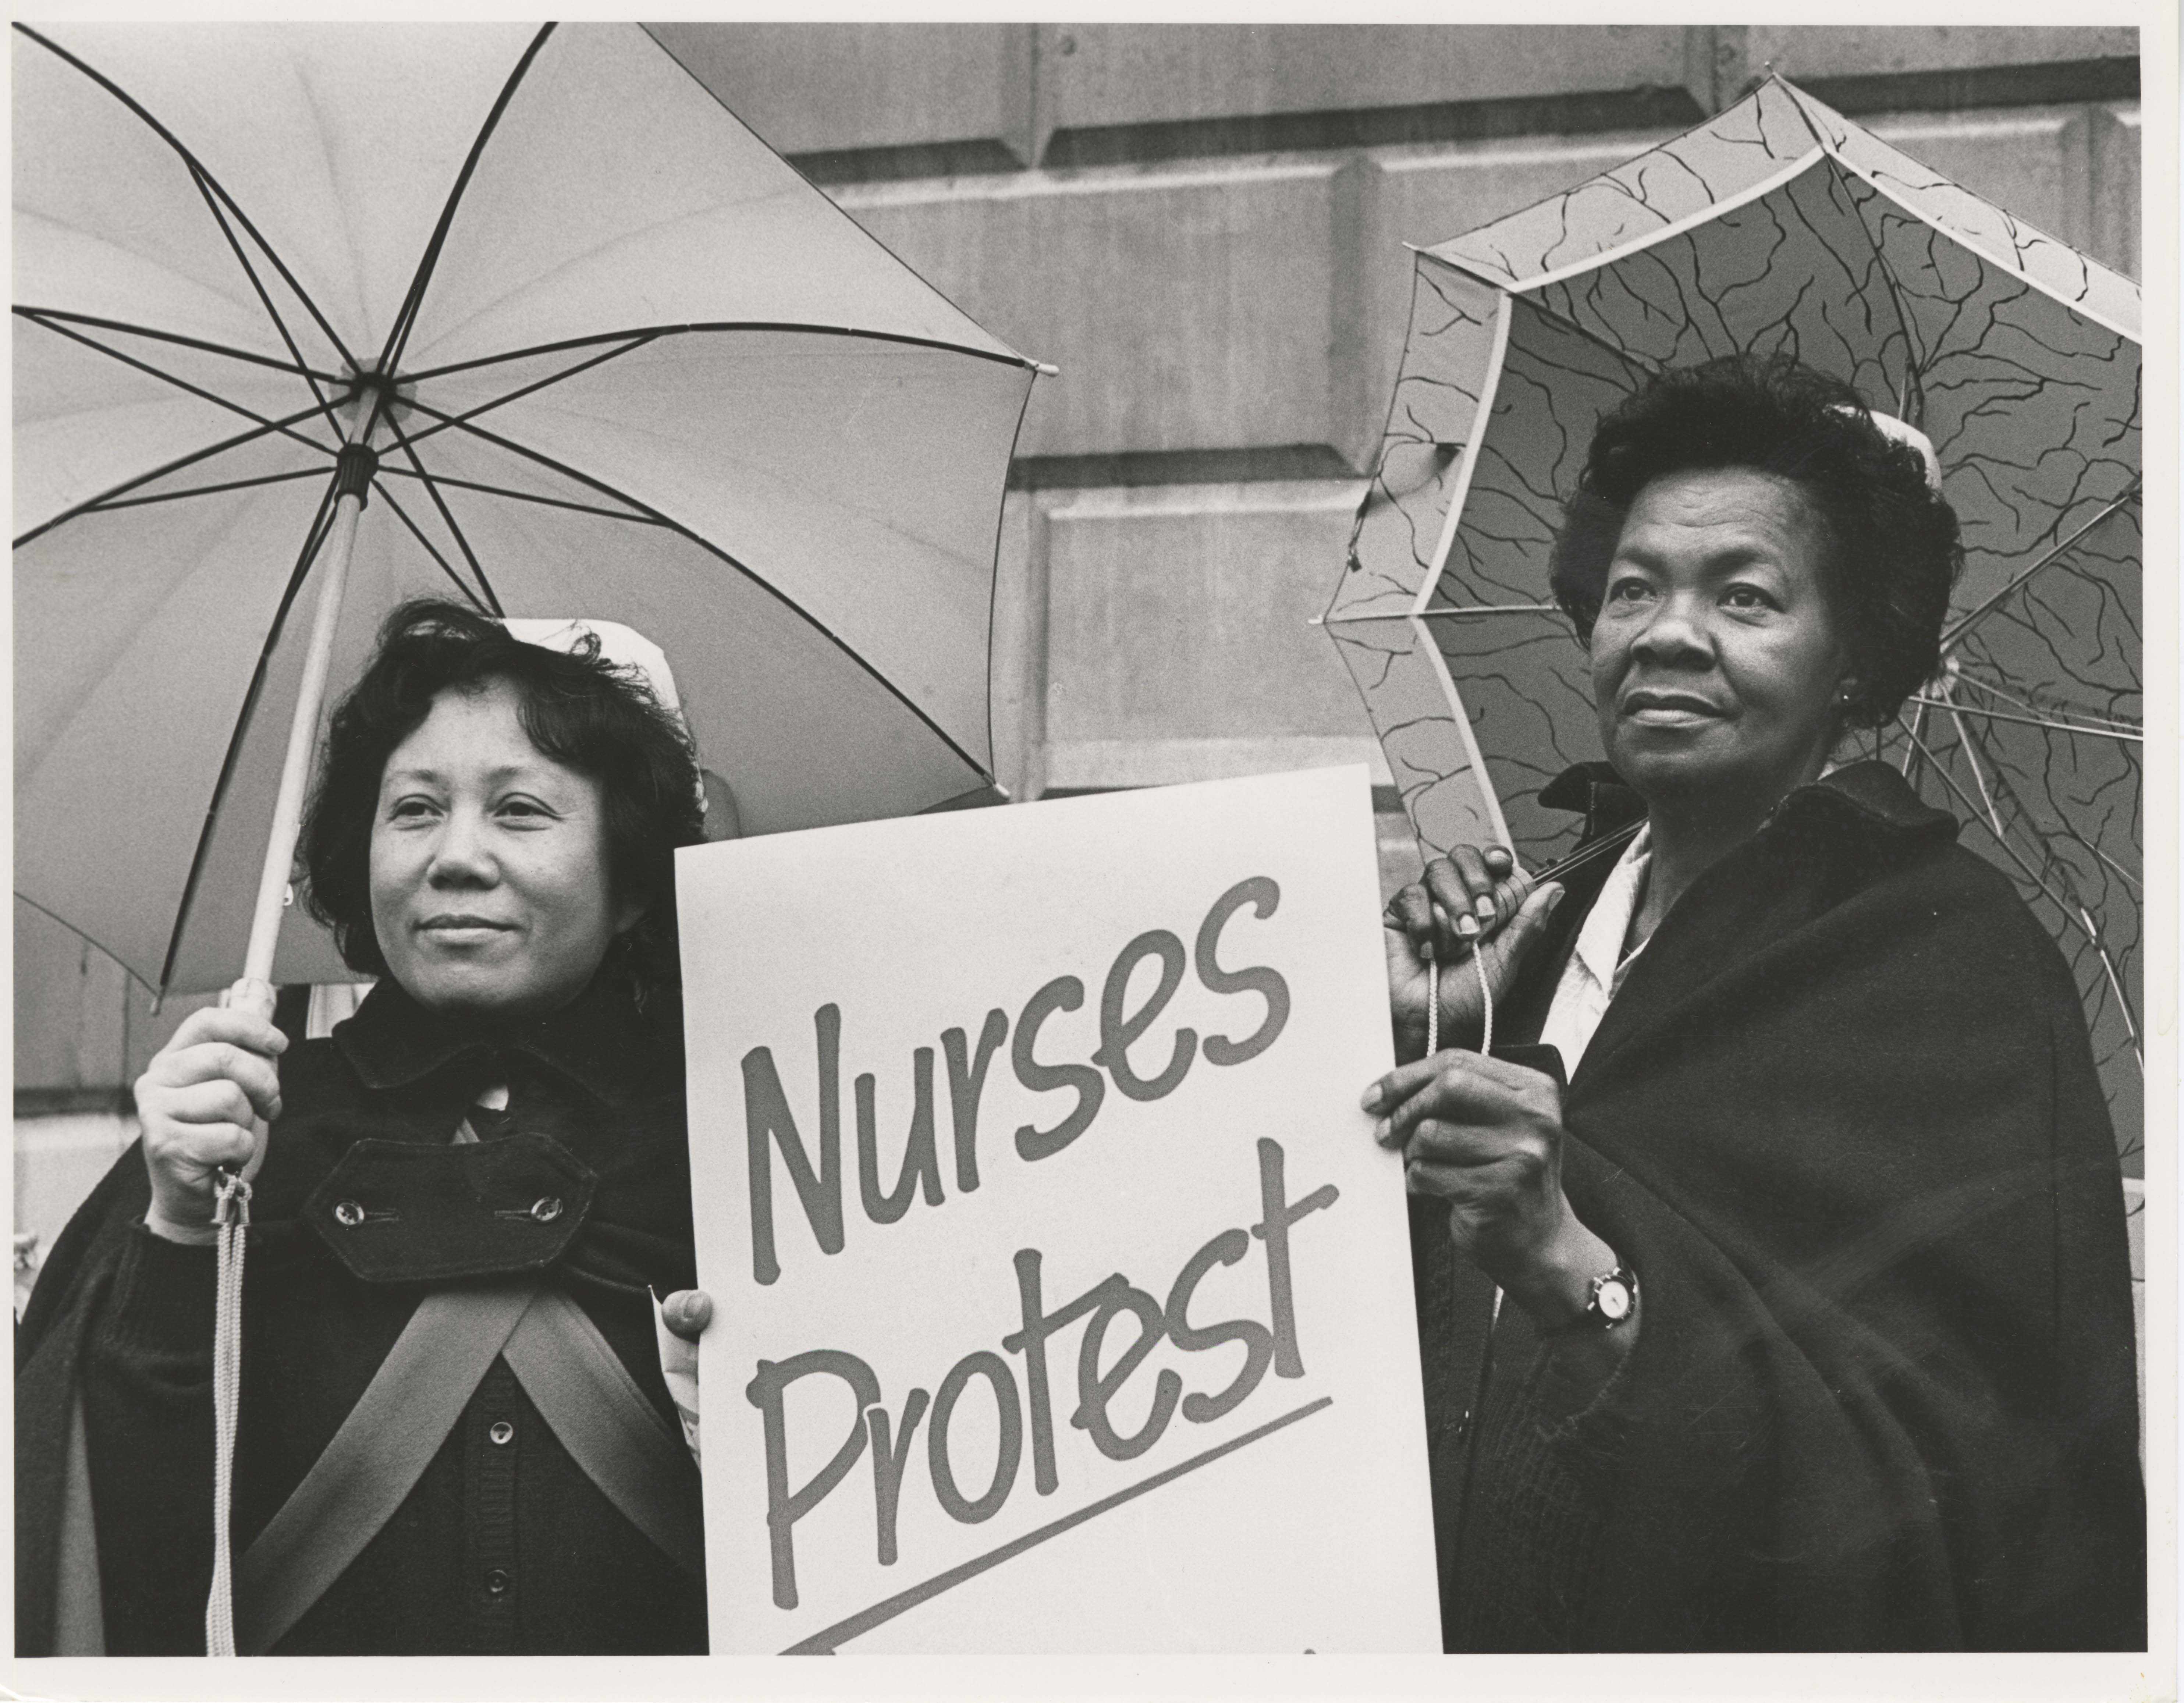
left=369, top=680, right=640, bottom=1022
left=1591, top=468, right=1852, bottom=815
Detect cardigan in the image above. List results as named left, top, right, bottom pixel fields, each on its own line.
left=1411, top=761, right=2145, bottom=1652
left=15, top=974, right=707, bottom=1656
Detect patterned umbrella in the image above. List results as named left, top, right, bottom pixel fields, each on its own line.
left=1325, top=76, right=2141, bottom=1157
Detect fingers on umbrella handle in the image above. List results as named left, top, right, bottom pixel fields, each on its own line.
left=220, top=978, right=278, bottom=1183
left=221, top=977, right=277, bottom=1024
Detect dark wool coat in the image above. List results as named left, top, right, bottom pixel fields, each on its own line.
left=1411, top=761, right=2145, bottom=1652
left=15, top=975, right=706, bottom=1656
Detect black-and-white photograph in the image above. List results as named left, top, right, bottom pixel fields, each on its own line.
left=8, top=13, right=2164, bottom=1685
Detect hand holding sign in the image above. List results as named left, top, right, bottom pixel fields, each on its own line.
left=677, top=768, right=1439, bottom=1653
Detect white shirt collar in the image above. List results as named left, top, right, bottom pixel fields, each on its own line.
left=1572, top=823, right=1652, bottom=990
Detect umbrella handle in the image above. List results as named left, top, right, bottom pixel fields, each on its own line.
left=239, top=407, right=375, bottom=987
left=239, top=489, right=363, bottom=984
left=216, top=976, right=278, bottom=1186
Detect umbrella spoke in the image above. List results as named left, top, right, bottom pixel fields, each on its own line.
left=1939, top=695, right=2009, bottom=842
left=1946, top=666, right=2139, bottom=738
left=398, top=321, right=1044, bottom=388
left=376, top=24, right=556, bottom=380
left=396, top=333, right=664, bottom=453
left=73, top=465, right=330, bottom=514
left=394, top=393, right=996, bottom=785
left=20, top=310, right=340, bottom=460
left=13, top=307, right=344, bottom=386
left=1939, top=483, right=2142, bottom=651
left=1901, top=695, right=2141, bottom=743
left=370, top=479, right=495, bottom=613
left=13, top=23, right=357, bottom=375
left=15, top=399, right=339, bottom=548
left=184, top=163, right=340, bottom=434
left=156, top=471, right=344, bottom=995
left=378, top=411, right=504, bottom=615
left=1900, top=728, right=2094, bottom=946
left=375, top=464, right=663, bottom=526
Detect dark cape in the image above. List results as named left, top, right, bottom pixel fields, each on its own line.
left=1413, top=761, right=2145, bottom=1652
left=15, top=974, right=705, bottom=1656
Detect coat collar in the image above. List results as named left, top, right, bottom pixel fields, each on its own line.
left=1540, top=758, right=1957, bottom=848
left=331, top=971, right=672, bottom=1111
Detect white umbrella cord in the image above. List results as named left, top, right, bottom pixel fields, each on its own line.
left=1421, top=950, right=1494, bottom=1059
left=205, top=1170, right=252, bottom=1657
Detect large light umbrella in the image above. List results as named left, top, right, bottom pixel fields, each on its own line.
left=16, top=21, right=1045, bottom=1003
left=1325, top=77, right=2141, bottom=1154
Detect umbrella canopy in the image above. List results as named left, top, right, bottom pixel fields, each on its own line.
left=1325, top=77, right=2142, bottom=1154
left=16, top=21, right=1042, bottom=997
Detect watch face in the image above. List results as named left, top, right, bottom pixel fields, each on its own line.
left=1595, top=1277, right=1634, bottom=1323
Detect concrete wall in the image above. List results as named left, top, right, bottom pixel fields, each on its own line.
left=15, top=28, right=2142, bottom=1305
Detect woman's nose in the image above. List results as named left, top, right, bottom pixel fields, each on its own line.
left=425, top=810, right=497, bottom=886
left=1629, top=591, right=1712, bottom=664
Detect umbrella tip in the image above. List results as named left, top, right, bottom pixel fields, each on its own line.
left=1033, top=361, right=1060, bottom=377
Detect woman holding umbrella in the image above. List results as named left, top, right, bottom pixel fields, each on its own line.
left=1371, top=355, right=2144, bottom=1651
left=19, top=601, right=715, bottom=1655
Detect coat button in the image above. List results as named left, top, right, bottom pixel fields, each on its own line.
left=530, top=1196, right=563, bottom=1223
left=488, top=1420, right=515, bottom=1447
left=483, top=1567, right=511, bottom=1596
left=332, top=1200, right=365, bottom=1228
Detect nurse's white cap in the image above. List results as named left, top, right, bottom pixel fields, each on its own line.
left=501, top=617, right=733, bottom=834
left=501, top=617, right=683, bottom=719
left=1833, top=404, right=1943, bottom=493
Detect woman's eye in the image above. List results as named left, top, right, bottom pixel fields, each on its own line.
left=1606, top=575, right=1653, bottom=604
left=496, top=796, right=553, bottom=822
left=387, top=797, right=439, bottom=823
left=1723, top=584, right=1778, bottom=611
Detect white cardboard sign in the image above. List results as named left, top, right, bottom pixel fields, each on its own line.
left=676, top=767, right=1441, bottom=1653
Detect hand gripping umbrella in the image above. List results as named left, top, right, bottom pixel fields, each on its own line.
left=14, top=21, right=1045, bottom=1651
left=1325, top=76, right=2141, bottom=1154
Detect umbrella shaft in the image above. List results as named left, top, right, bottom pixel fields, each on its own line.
left=241, top=488, right=363, bottom=986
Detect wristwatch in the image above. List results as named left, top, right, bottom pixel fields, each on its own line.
left=1583, top=1264, right=1639, bottom=1329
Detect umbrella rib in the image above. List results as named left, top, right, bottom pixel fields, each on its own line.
left=395, top=333, right=665, bottom=453
left=155, top=473, right=344, bottom=996
left=1901, top=695, right=2141, bottom=743
left=376, top=23, right=557, bottom=380
left=21, top=311, right=341, bottom=461
left=1939, top=483, right=2142, bottom=650
left=1911, top=720, right=2142, bottom=1066
left=184, top=163, right=341, bottom=433
left=370, top=480, right=494, bottom=612
left=398, top=320, right=1044, bottom=386
left=2082, top=911, right=2143, bottom=1065
left=377, top=413, right=504, bottom=615
left=73, top=465, right=330, bottom=514
left=1899, top=728, right=2094, bottom=945
left=396, top=395, right=997, bottom=786
left=375, top=464, right=660, bottom=525
left=14, top=400, right=338, bottom=549
left=1940, top=693, right=2009, bottom=843
left=1945, top=668, right=2139, bottom=738
left=13, top=23, right=358, bottom=374
left=13, top=307, right=343, bottom=385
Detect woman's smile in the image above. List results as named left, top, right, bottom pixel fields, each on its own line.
left=369, top=679, right=642, bottom=1021
left=415, top=913, right=521, bottom=945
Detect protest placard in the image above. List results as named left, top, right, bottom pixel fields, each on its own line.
left=677, top=766, right=1441, bottom=1652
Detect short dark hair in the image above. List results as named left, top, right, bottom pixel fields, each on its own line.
left=1548, top=354, right=1962, bottom=729
left=301, top=599, right=706, bottom=1018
